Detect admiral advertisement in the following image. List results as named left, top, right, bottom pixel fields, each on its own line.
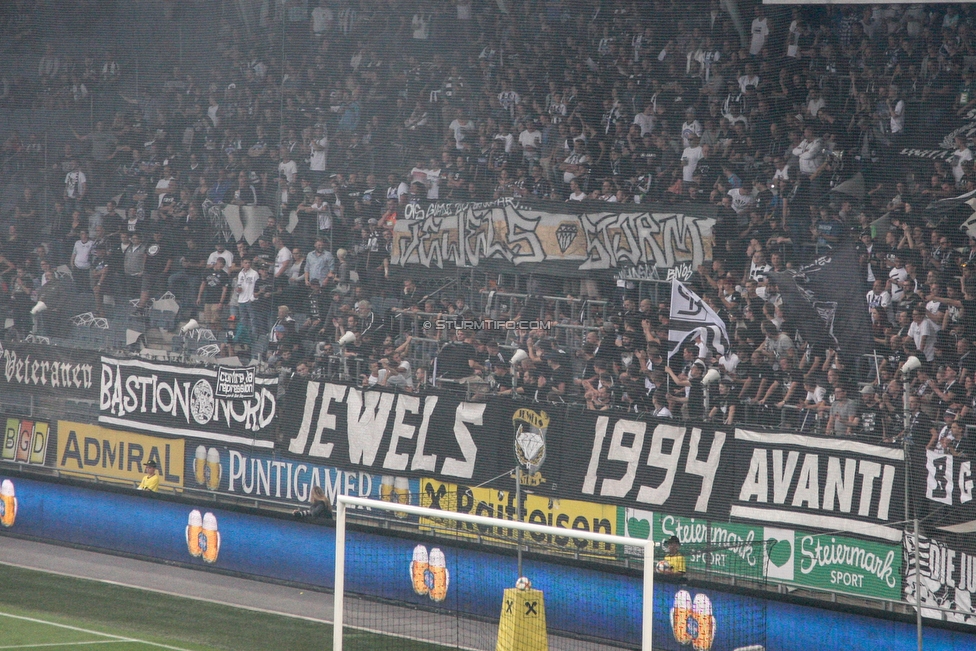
left=285, top=386, right=905, bottom=542
left=98, top=357, right=278, bottom=447
left=0, top=340, right=97, bottom=399
left=56, top=421, right=184, bottom=490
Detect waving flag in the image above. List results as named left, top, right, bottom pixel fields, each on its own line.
left=667, top=281, right=730, bottom=359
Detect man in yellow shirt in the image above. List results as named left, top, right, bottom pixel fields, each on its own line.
left=660, top=535, right=687, bottom=575
left=137, top=460, right=160, bottom=492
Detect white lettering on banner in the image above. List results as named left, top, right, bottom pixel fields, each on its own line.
left=215, top=366, right=255, bottom=399
left=227, top=450, right=373, bottom=504
left=581, top=419, right=726, bottom=510
left=287, top=383, right=481, bottom=479
left=1, top=347, right=93, bottom=391
left=799, top=535, right=897, bottom=589
left=737, top=450, right=895, bottom=520
left=99, top=362, right=276, bottom=440
left=906, top=534, right=976, bottom=625
left=392, top=200, right=714, bottom=272
left=926, top=449, right=973, bottom=506
left=659, top=515, right=758, bottom=568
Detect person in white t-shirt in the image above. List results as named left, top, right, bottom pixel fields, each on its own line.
left=207, top=241, right=234, bottom=269
left=71, top=229, right=95, bottom=271
left=633, top=103, right=656, bottom=136
left=950, top=136, right=972, bottom=184
left=727, top=181, right=755, bottom=214
left=278, top=148, right=298, bottom=184
left=309, top=126, right=328, bottom=180
left=518, top=121, right=543, bottom=163
left=235, top=257, right=259, bottom=343
left=567, top=179, right=586, bottom=201
left=447, top=108, right=476, bottom=151
left=908, top=307, right=938, bottom=362
left=681, top=137, right=703, bottom=183
left=888, top=86, right=905, bottom=136
left=749, top=7, right=769, bottom=56
left=680, top=108, right=702, bottom=148
left=273, top=236, right=293, bottom=280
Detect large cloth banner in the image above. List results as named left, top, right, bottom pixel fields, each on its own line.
left=98, top=357, right=278, bottom=448
left=280, top=385, right=904, bottom=541
left=0, top=340, right=98, bottom=400
left=390, top=198, right=716, bottom=276
left=904, top=533, right=976, bottom=626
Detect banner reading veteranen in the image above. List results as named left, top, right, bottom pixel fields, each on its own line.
left=391, top=198, right=716, bottom=277
left=99, top=357, right=277, bottom=447
left=0, top=341, right=98, bottom=399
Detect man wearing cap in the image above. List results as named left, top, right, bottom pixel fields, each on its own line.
left=927, top=409, right=959, bottom=454
left=137, top=460, right=159, bottom=492
left=658, top=535, right=686, bottom=575
left=858, top=385, right=885, bottom=441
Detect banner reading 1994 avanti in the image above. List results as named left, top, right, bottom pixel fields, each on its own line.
left=98, top=357, right=278, bottom=448
left=281, top=383, right=904, bottom=543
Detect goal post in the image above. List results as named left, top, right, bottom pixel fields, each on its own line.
left=332, top=494, right=655, bottom=651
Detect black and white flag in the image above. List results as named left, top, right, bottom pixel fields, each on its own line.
left=667, top=281, right=730, bottom=359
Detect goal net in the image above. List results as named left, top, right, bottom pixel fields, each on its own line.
left=333, top=494, right=770, bottom=651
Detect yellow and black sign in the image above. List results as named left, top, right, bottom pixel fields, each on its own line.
left=2, top=418, right=49, bottom=465
left=419, top=478, right=619, bottom=559
left=56, top=421, right=184, bottom=489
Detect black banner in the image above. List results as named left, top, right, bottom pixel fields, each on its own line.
left=282, top=384, right=905, bottom=541
left=0, top=341, right=98, bottom=400
left=215, top=366, right=256, bottom=399
left=98, top=357, right=278, bottom=448
left=772, top=245, right=874, bottom=363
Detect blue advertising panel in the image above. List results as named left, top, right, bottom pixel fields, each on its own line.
left=1, top=475, right=974, bottom=651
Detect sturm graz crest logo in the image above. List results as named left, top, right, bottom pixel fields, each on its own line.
left=555, top=223, right=578, bottom=253
left=513, top=407, right=549, bottom=473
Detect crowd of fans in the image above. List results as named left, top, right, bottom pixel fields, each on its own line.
left=3, top=1, right=976, bottom=451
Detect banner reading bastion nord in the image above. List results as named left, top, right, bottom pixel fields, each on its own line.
left=390, top=198, right=716, bottom=277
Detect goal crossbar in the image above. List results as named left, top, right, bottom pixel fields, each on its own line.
left=333, top=494, right=655, bottom=651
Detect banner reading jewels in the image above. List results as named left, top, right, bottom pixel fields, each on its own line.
left=284, top=385, right=904, bottom=542
left=390, top=198, right=716, bottom=277
left=99, top=357, right=278, bottom=447
left=0, top=341, right=98, bottom=399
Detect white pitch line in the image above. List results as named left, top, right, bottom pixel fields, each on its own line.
left=0, top=643, right=122, bottom=649
left=0, top=612, right=197, bottom=651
